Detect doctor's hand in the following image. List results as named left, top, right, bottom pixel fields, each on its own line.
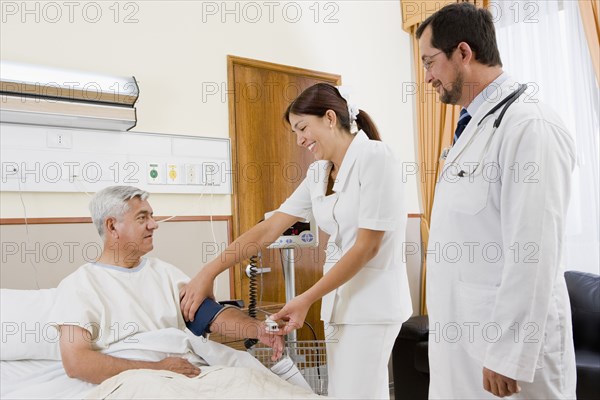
left=483, top=367, right=521, bottom=398
left=270, top=296, right=312, bottom=336
left=180, top=272, right=215, bottom=322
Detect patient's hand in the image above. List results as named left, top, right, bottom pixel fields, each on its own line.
left=180, top=272, right=215, bottom=322
left=207, top=308, right=284, bottom=361
left=257, top=328, right=285, bottom=361
left=156, top=357, right=201, bottom=378
left=59, top=325, right=200, bottom=384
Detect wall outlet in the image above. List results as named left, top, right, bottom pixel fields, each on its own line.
left=47, top=132, right=72, bottom=149
left=185, top=164, right=199, bottom=185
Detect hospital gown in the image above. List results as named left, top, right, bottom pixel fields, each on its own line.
left=49, top=257, right=203, bottom=363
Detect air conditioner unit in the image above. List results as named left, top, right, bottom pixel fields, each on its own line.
left=0, top=61, right=139, bottom=131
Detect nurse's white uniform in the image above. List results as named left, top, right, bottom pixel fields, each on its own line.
left=427, top=74, right=577, bottom=399
left=278, top=130, right=412, bottom=399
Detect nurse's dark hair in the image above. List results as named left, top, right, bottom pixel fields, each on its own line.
left=284, top=83, right=382, bottom=141
left=416, top=2, right=502, bottom=67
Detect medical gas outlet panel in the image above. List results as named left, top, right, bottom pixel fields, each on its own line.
left=146, top=162, right=222, bottom=186
left=1, top=123, right=232, bottom=194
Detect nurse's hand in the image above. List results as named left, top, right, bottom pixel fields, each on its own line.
left=180, top=272, right=215, bottom=322
left=270, top=296, right=312, bottom=335
left=483, top=367, right=521, bottom=397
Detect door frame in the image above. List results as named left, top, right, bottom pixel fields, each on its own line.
left=226, top=55, right=341, bottom=299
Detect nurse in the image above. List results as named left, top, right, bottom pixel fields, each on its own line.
left=180, top=83, right=412, bottom=398
left=417, top=3, right=576, bottom=399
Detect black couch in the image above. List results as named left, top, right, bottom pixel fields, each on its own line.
left=392, top=270, right=600, bottom=400
left=391, top=315, right=429, bottom=399
left=565, top=271, right=600, bottom=400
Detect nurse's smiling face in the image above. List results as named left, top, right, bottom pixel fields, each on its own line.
left=289, top=111, right=337, bottom=161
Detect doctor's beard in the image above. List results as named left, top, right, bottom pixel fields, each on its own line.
left=437, top=70, right=464, bottom=105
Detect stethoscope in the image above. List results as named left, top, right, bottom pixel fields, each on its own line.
left=441, top=83, right=528, bottom=177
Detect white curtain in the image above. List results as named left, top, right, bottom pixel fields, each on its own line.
left=492, top=0, right=599, bottom=275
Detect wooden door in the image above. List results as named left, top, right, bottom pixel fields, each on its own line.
left=227, top=56, right=341, bottom=341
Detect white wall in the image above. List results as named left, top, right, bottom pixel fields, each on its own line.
left=0, top=0, right=419, bottom=218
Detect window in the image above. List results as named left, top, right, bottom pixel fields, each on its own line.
left=493, top=0, right=599, bottom=274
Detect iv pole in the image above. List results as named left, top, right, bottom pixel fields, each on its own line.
left=280, top=246, right=297, bottom=342
left=264, top=214, right=317, bottom=343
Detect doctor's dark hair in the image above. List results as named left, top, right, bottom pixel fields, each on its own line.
left=89, top=185, right=149, bottom=239
left=284, top=83, right=382, bottom=141
left=416, top=2, right=502, bottom=67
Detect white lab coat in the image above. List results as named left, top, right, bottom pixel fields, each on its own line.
left=427, top=77, right=577, bottom=399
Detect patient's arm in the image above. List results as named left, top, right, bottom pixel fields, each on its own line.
left=180, top=211, right=301, bottom=321
left=58, top=325, right=201, bottom=384
left=209, top=308, right=284, bottom=361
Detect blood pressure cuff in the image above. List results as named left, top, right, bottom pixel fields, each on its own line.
left=185, top=298, right=227, bottom=337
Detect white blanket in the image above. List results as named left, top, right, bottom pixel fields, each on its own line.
left=1, top=329, right=322, bottom=399
left=86, top=366, right=322, bottom=399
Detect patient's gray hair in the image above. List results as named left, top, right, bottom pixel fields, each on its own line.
left=89, top=186, right=149, bottom=238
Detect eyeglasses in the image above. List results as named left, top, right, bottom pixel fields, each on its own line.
left=422, top=51, right=444, bottom=71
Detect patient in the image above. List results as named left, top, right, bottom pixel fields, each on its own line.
left=50, top=185, right=283, bottom=385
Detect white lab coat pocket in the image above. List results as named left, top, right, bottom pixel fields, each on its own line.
left=534, top=292, right=565, bottom=370
left=447, top=171, right=491, bottom=215
left=320, top=260, right=338, bottom=323
left=320, top=290, right=338, bottom=323
left=456, top=280, right=498, bottom=364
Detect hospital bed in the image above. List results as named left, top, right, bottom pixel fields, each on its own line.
left=0, top=288, right=324, bottom=399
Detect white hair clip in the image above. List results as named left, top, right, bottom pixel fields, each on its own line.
left=336, top=86, right=360, bottom=134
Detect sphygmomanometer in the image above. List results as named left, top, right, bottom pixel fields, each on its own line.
left=185, top=297, right=231, bottom=337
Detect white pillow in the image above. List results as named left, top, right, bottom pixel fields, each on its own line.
left=0, top=288, right=61, bottom=360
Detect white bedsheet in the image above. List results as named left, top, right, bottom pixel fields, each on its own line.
left=1, top=328, right=322, bottom=399
left=1, top=359, right=95, bottom=399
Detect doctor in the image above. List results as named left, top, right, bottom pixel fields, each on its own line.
left=417, top=3, right=576, bottom=399
left=180, top=83, right=413, bottom=398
